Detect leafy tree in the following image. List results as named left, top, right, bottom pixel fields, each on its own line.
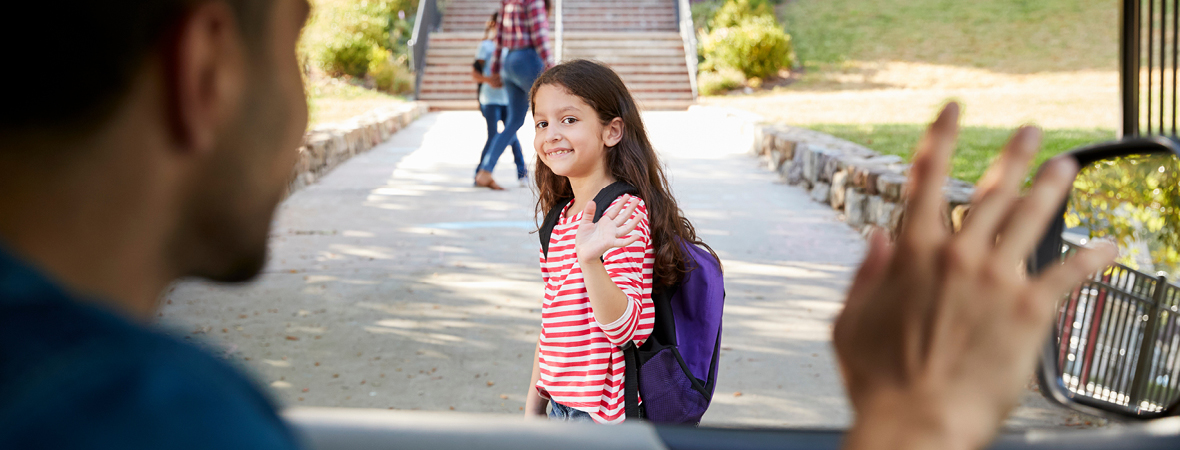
left=1066, top=153, right=1180, bottom=277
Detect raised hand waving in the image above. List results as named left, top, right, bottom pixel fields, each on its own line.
left=575, top=194, right=643, bottom=265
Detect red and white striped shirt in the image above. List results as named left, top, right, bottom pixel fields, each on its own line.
left=537, top=196, right=654, bottom=424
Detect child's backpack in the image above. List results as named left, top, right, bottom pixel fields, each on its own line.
left=539, top=181, right=725, bottom=424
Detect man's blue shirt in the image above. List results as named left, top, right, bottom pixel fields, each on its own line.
left=0, top=245, right=302, bottom=449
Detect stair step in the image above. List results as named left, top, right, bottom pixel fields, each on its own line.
left=562, top=55, right=687, bottom=65
left=563, top=6, right=674, bottom=12
left=630, top=92, right=694, bottom=100
left=562, top=31, right=682, bottom=39
left=419, top=91, right=484, bottom=100
left=563, top=40, right=684, bottom=48
left=425, top=100, right=481, bottom=111
left=564, top=1, right=673, bottom=6
left=428, top=47, right=487, bottom=57
left=587, top=64, right=690, bottom=74
left=565, top=25, right=678, bottom=31
left=634, top=99, right=694, bottom=111
left=563, top=48, right=685, bottom=57
left=563, top=15, right=676, bottom=21
left=623, top=84, right=692, bottom=94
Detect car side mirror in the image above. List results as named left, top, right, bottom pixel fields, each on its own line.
left=1034, top=136, right=1180, bottom=420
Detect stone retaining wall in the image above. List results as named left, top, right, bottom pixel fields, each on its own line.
left=288, top=102, right=429, bottom=193
left=752, top=123, right=976, bottom=234
left=689, top=106, right=975, bottom=234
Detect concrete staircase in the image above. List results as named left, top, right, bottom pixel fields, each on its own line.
left=417, top=0, right=695, bottom=111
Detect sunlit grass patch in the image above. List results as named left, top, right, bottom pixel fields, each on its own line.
left=805, top=124, right=1116, bottom=183
left=306, top=76, right=407, bottom=127
left=780, top=0, right=1117, bottom=74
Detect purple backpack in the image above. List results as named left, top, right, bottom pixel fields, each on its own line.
left=539, top=182, right=725, bottom=424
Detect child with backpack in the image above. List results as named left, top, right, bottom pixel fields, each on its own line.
left=524, top=59, right=724, bottom=424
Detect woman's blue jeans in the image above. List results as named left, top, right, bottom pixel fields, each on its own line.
left=477, top=48, right=544, bottom=175
left=476, top=103, right=527, bottom=179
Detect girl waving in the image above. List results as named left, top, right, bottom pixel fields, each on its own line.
left=524, top=60, right=715, bottom=423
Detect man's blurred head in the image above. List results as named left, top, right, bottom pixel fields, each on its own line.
left=0, top=0, right=310, bottom=283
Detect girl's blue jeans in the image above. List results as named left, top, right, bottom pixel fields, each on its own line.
left=548, top=401, right=594, bottom=422
left=476, top=103, right=527, bottom=179
left=477, top=48, right=544, bottom=175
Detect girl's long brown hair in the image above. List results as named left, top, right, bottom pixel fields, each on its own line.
left=530, top=59, right=719, bottom=288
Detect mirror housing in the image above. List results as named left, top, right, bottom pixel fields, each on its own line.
left=1034, top=136, right=1180, bottom=420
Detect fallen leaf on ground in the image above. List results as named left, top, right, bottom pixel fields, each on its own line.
left=734, top=392, right=743, bottom=397
left=285, top=336, right=299, bottom=341
left=486, top=381, right=495, bottom=387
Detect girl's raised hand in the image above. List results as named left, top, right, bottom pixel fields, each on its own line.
left=575, top=195, right=643, bottom=265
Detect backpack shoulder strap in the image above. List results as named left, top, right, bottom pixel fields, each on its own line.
left=541, top=181, right=637, bottom=259
left=591, top=181, right=640, bottom=222
left=539, top=197, right=573, bottom=259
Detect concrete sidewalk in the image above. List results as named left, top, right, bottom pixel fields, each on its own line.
left=162, top=110, right=1092, bottom=429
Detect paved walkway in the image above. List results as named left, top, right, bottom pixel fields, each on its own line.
left=162, top=110, right=1089, bottom=429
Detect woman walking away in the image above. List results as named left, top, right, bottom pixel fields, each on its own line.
left=523, top=60, right=718, bottom=423
left=474, top=0, right=552, bottom=190
left=473, top=12, right=528, bottom=188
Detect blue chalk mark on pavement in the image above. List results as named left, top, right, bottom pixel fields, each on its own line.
left=418, top=221, right=535, bottom=230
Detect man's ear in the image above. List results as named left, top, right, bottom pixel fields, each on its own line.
left=603, top=117, right=624, bottom=148
left=168, top=2, right=247, bottom=154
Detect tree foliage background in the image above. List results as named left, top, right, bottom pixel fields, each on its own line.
left=1067, top=153, right=1180, bottom=278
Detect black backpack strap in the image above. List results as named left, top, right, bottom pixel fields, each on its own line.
left=621, top=341, right=643, bottom=420
left=539, top=196, right=573, bottom=259
left=591, top=181, right=639, bottom=222
left=541, top=181, right=638, bottom=259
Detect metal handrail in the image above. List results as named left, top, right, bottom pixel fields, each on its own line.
left=408, top=0, right=441, bottom=100
left=675, top=0, right=699, bottom=99
left=554, top=0, right=564, bottom=62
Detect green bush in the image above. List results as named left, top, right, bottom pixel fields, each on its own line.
left=303, top=0, right=417, bottom=78
left=710, top=0, right=774, bottom=29
left=698, top=67, right=747, bottom=95
left=701, top=15, right=793, bottom=79
left=370, top=50, right=415, bottom=95
left=321, top=33, right=377, bottom=77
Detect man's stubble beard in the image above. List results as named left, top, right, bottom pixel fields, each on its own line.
left=176, top=75, right=294, bottom=284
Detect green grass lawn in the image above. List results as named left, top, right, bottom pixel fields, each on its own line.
left=753, top=0, right=1122, bottom=184
left=306, top=76, right=407, bottom=127
left=779, top=0, right=1118, bottom=73
left=807, top=124, right=1116, bottom=184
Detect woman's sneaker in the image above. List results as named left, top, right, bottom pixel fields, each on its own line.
left=518, top=177, right=529, bottom=188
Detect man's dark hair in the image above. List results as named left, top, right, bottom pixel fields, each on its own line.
left=0, top=1, right=272, bottom=135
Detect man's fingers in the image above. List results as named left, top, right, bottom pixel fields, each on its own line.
left=1033, top=243, right=1118, bottom=314
left=995, top=157, right=1078, bottom=263
left=899, top=102, right=959, bottom=250
left=959, top=127, right=1041, bottom=244
left=844, top=227, right=895, bottom=313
